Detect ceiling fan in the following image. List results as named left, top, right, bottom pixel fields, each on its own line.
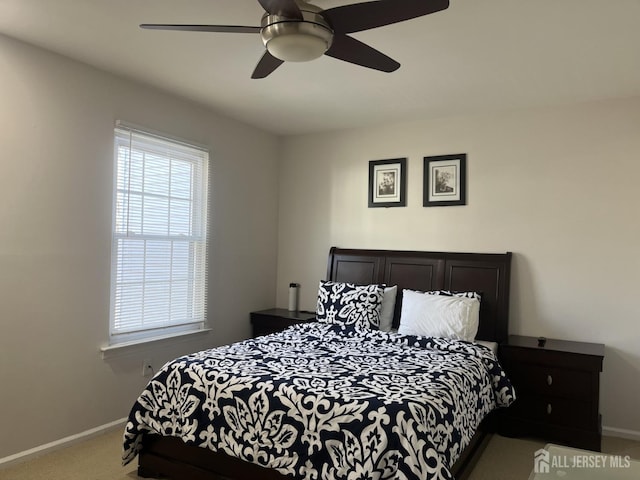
left=140, top=0, right=449, bottom=79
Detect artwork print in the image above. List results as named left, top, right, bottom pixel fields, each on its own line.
left=423, top=154, right=467, bottom=207
left=368, top=158, right=407, bottom=208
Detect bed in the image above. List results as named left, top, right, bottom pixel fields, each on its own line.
left=123, top=247, right=514, bottom=480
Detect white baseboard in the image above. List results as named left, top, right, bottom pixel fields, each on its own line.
left=0, top=417, right=127, bottom=469
left=603, top=425, right=640, bottom=441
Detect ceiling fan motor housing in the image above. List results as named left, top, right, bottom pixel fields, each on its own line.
left=260, top=8, right=333, bottom=62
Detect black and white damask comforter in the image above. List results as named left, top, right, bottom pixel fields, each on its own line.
left=123, top=323, right=515, bottom=480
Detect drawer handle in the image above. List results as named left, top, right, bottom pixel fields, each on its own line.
left=547, top=403, right=553, bottom=415
left=547, top=374, right=553, bottom=386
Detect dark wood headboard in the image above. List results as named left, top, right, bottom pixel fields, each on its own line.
left=326, top=247, right=512, bottom=344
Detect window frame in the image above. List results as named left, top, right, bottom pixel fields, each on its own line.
left=109, top=123, right=209, bottom=345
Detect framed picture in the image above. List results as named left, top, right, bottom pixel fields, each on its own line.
left=423, top=154, right=467, bottom=207
left=368, top=158, right=407, bottom=208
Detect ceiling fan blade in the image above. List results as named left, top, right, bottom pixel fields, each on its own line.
left=251, top=51, right=285, bottom=79
left=325, top=35, right=400, bottom=72
left=140, top=24, right=261, bottom=34
left=257, top=0, right=302, bottom=19
left=323, top=0, right=449, bottom=34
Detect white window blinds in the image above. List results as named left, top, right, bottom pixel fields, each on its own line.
left=110, top=125, right=209, bottom=344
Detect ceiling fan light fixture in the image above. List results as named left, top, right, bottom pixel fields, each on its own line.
left=266, top=32, right=328, bottom=62
left=261, top=13, right=333, bottom=62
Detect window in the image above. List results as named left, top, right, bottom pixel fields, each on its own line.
left=109, top=124, right=209, bottom=345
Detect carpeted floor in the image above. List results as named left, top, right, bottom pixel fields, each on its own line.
left=1, top=429, right=639, bottom=480
left=468, top=434, right=640, bottom=480
left=0, top=429, right=138, bottom=480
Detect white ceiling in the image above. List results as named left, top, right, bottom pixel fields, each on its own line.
left=1, top=0, right=639, bottom=136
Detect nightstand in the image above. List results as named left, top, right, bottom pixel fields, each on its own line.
left=250, top=308, right=316, bottom=337
left=499, top=335, right=604, bottom=451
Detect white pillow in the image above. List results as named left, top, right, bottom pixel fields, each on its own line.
left=379, top=285, right=398, bottom=332
left=398, top=289, right=480, bottom=341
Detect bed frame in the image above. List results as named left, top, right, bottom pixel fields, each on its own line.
left=138, top=247, right=512, bottom=480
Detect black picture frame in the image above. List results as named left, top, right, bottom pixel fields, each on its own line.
left=423, top=154, right=467, bottom=207
left=368, top=158, right=407, bottom=208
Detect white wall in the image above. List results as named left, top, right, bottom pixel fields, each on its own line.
left=0, top=34, right=280, bottom=458
left=276, top=97, right=640, bottom=435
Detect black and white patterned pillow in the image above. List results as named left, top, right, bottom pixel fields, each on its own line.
left=316, top=280, right=385, bottom=330
left=427, top=290, right=482, bottom=301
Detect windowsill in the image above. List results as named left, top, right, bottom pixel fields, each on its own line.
left=100, top=328, right=211, bottom=359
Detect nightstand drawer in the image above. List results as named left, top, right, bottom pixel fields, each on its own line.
left=508, top=396, right=593, bottom=429
left=507, top=363, right=592, bottom=400
left=502, top=345, right=603, bottom=371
